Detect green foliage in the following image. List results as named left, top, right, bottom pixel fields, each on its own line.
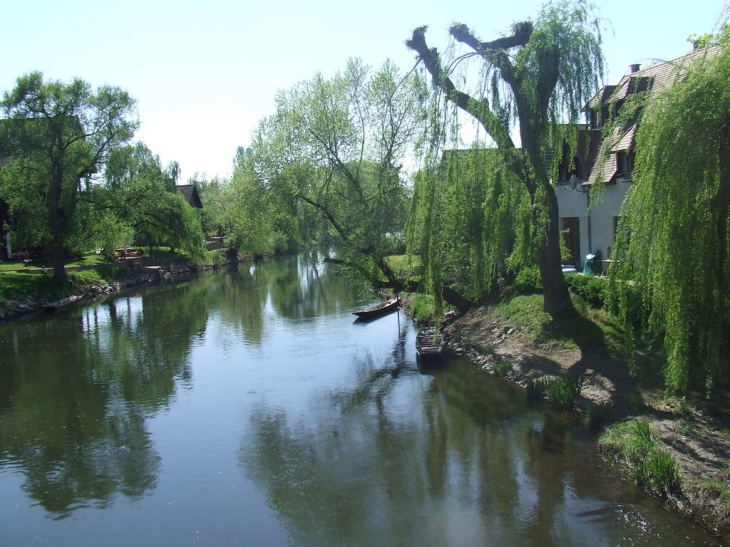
left=243, top=59, right=426, bottom=287
left=0, top=72, right=137, bottom=277
left=610, top=27, right=730, bottom=392
left=492, top=360, right=512, bottom=378
left=408, top=149, right=533, bottom=302
left=94, top=143, right=206, bottom=261
left=566, top=274, right=607, bottom=307
left=512, top=266, right=543, bottom=295
left=407, top=293, right=439, bottom=322
left=599, top=419, right=682, bottom=497
left=225, top=148, right=299, bottom=257
left=548, top=374, right=583, bottom=410
left=530, top=374, right=584, bottom=410
left=407, top=1, right=605, bottom=314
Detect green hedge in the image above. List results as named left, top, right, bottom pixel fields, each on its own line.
left=511, top=266, right=612, bottom=310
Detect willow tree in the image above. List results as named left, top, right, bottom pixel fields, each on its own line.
left=0, top=72, right=137, bottom=278
left=611, top=33, right=730, bottom=393
left=95, top=142, right=205, bottom=261
left=406, top=1, right=604, bottom=314
left=407, top=148, right=532, bottom=306
left=247, top=59, right=427, bottom=289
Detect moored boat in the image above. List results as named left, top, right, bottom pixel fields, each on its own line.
left=353, top=297, right=400, bottom=320
left=416, top=328, right=445, bottom=358
left=43, top=294, right=83, bottom=312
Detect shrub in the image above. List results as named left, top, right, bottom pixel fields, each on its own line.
left=512, top=266, right=542, bottom=295
left=526, top=374, right=583, bottom=410
left=545, top=374, right=584, bottom=411
left=492, top=360, right=511, bottom=377
left=566, top=274, right=608, bottom=308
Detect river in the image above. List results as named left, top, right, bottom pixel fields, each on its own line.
left=0, top=253, right=724, bottom=546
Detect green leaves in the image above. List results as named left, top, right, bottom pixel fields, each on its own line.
left=235, top=59, right=426, bottom=287
left=0, top=72, right=138, bottom=276
left=611, top=29, right=730, bottom=392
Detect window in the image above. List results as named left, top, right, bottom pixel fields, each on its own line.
left=617, top=151, right=634, bottom=178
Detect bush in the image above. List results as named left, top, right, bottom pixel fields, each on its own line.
left=566, top=274, right=608, bottom=308
left=526, top=374, right=583, bottom=410
left=492, top=360, right=511, bottom=377
left=545, top=374, right=584, bottom=411
left=512, top=266, right=543, bottom=295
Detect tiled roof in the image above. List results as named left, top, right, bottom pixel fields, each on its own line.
left=586, top=45, right=721, bottom=184
left=611, top=121, right=637, bottom=152
left=586, top=85, right=616, bottom=110
left=587, top=152, right=617, bottom=186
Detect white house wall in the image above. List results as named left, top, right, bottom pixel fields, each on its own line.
left=589, top=180, right=631, bottom=264
left=556, top=181, right=590, bottom=269
left=555, top=179, right=632, bottom=270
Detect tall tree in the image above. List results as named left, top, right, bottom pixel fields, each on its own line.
left=96, top=142, right=205, bottom=260
left=248, top=59, right=426, bottom=289
left=0, top=72, right=137, bottom=278
left=406, top=0, right=604, bottom=313
left=611, top=31, right=730, bottom=392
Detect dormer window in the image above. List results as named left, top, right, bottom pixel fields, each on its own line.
left=590, top=110, right=600, bottom=129
left=617, top=150, right=634, bottom=179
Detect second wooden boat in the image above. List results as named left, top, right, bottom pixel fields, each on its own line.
left=353, top=297, right=400, bottom=320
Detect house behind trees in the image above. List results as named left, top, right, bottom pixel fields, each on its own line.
left=556, top=45, right=720, bottom=272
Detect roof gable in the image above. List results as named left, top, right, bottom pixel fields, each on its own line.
left=176, top=184, right=203, bottom=208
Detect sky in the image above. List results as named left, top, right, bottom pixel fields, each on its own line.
left=2, top=0, right=726, bottom=182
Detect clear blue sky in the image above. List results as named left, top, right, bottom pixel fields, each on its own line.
left=2, top=0, right=725, bottom=182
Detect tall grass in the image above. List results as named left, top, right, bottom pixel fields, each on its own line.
left=599, top=419, right=681, bottom=498
left=526, top=374, right=583, bottom=411
left=588, top=402, right=612, bottom=429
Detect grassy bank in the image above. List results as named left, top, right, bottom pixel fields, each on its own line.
left=0, top=248, right=232, bottom=304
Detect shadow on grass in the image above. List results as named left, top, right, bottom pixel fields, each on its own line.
left=546, top=305, right=665, bottom=421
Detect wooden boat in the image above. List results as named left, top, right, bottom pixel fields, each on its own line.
left=43, top=294, right=83, bottom=312
left=353, top=297, right=400, bottom=320
left=416, top=328, right=445, bottom=358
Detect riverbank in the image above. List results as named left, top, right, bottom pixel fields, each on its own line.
left=0, top=253, right=252, bottom=322
left=412, top=296, right=730, bottom=538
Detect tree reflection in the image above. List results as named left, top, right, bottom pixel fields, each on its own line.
left=213, top=252, right=361, bottom=345
left=239, top=344, right=537, bottom=545
left=0, top=274, right=214, bottom=517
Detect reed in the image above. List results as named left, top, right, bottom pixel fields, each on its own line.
left=599, top=419, right=681, bottom=498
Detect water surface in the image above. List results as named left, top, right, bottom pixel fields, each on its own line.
left=0, top=254, right=724, bottom=546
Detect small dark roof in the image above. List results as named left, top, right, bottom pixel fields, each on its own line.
left=586, top=85, right=616, bottom=110
left=176, top=184, right=203, bottom=209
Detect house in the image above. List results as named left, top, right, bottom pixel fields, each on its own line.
left=176, top=184, right=203, bottom=209
left=555, top=46, right=720, bottom=271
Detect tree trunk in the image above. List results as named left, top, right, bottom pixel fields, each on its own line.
left=441, top=286, right=474, bottom=315
left=49, top=164, right=67, bottom=279
left=537, top=185, right=572, bottom=315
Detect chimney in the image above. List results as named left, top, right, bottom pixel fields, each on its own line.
left=629, top=63, right=641, bottom=74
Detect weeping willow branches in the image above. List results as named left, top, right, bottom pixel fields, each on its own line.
left=406, top=0, right=604, bottom=313
left=611, top=35, right=730, bottom=392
